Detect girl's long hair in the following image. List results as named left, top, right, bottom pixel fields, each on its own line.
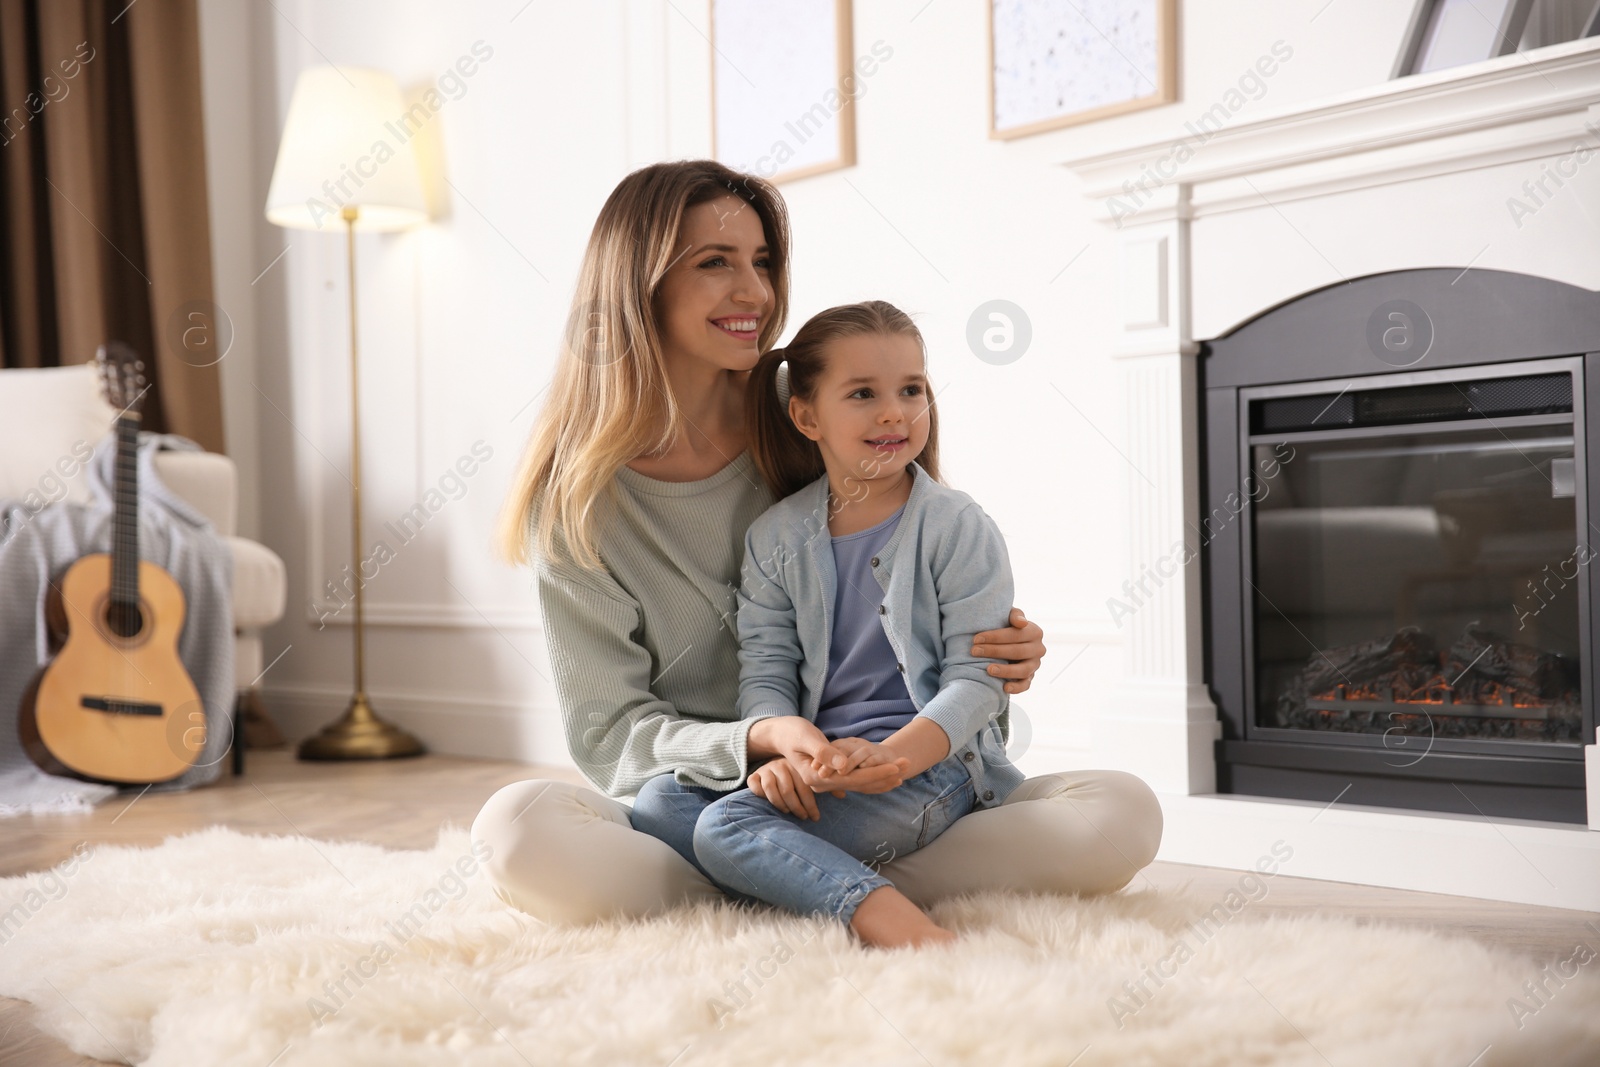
left=494, top=160, right=791, bottom=571
left=746, top=300, right=942, bottom=503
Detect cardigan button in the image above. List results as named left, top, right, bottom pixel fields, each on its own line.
left=963, top=751, right=975, bottom=762
left=878, top=605, right=886, bottom=614
left=870, top=556, right=879, bottom=567
left=983, top=790, right=995, bottom=801
left=896, top=662, right=904, bottom=672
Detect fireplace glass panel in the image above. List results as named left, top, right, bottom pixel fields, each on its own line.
left=1251, top=424, right=1584, bottom=746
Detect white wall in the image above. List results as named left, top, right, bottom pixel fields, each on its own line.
left=196, top=0, right=1537, bottom=775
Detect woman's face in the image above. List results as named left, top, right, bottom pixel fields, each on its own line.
left=790, top=332, right=932, bottom=485
left=654, top=194, right=772, bottom=372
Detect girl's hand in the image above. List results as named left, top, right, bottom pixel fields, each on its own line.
left=769, top=717, right=899, bottom=790
left=749, top=748, right=910, bottom=818
left=971, top=606, right=1046, bottom=695
left=794, top=745, right=909, bottom=798
left=754, top=718, right=908, bottom=800
left=809, top=736, right=899, bottom=778
left=748, top=757, right=822, bottom=821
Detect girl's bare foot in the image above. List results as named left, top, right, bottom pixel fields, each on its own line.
left=849, top=886, right=958, bottom=949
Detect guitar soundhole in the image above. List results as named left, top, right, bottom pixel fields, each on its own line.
left=106, top=600, right=145, bottom=639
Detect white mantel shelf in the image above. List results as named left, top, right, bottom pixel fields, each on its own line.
left=1049, top=36, right=1600, bottom=910
left=1061, top=34, right=1600, bottom=217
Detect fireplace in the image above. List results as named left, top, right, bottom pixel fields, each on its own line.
left=1201, top=268, right=1598, bottom=824
left=1056, top=39, right=1600, bottom=903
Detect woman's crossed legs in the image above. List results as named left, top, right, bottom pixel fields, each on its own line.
left=470, top=766, right=1163, bottom=926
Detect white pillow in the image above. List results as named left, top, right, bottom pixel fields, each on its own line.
left=0, top=364, right=120, bottom=509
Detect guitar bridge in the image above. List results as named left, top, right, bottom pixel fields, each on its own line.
left=81, top=696, right=165, bottom=717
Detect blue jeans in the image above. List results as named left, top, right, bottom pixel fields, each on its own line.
left=628, top=774, right=770, bottom=910
left=687, top=753, right=976, bottom=927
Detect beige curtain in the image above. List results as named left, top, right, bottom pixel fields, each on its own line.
left=0, top=0, right=224, bottom=454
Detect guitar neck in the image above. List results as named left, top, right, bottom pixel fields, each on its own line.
left=110, top=415, right=140, bottom=610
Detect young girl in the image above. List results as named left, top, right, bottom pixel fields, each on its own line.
left=690, top=299, right=1025, bottom=947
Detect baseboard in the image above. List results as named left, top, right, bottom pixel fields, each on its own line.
left=1014, top=745, right=1600, bottom=910
left=261, top=683, right=575, bottom=771
left=1157, top=787, right=1600, bottom=912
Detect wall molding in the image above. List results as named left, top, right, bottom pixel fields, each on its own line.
left=304, top=602, right=545, bottom=630
left=301, top=599, right=1128, bottom=645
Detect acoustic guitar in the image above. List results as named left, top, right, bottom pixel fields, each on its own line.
left=17, top=341, right=207, bottom=784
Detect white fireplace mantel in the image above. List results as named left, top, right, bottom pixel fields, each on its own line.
left=1065, top=35, right=1600, bottom=217
left=1060, top=38, right=1600, bottom=911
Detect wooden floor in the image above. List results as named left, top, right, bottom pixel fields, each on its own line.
left=4, top=749, right=1597, bottom=1065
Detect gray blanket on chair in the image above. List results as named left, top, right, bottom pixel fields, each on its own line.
left=0, top=430, right=234, bottom=816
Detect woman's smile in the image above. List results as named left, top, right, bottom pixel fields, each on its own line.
left=712, top=315, right=760, bottom=341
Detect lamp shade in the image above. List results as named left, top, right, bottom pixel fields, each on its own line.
left=265, top=65, right=427, bottom=232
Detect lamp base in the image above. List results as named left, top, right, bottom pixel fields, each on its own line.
left=297, top=692, right=426, bottom=761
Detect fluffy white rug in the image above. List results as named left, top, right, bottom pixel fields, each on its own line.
left=1, top=824, right=1596, bottom=1067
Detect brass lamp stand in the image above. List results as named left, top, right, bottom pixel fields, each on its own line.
left=265, top=64, right=429, bottom=760
left=298, top=205, right=425, bottom=761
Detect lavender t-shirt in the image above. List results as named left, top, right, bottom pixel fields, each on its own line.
left=813, top=504, right=919, bottom=742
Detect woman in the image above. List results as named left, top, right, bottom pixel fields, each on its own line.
left=470, top=160, right=1163, bottom=945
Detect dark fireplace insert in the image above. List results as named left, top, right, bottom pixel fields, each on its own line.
left=1200, top=269, right=1598, bottom=824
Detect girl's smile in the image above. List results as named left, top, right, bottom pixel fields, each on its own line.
left=788, top=330, right=932, bottom=520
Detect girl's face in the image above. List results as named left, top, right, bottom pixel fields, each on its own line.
left=789, top=332, right=932, bottom=485
left=653, top=195, right=772, bottom=372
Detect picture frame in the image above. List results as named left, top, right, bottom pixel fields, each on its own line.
left=709, top=0, right=857, bottom=184
left=987, top=0, right=1178, bottom=140
left=1391, top=0, right=1537, bottom=78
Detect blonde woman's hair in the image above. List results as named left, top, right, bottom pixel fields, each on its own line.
left=746, top=299, right=942, bottom=502
left=494, top=160, right=792, bottom=572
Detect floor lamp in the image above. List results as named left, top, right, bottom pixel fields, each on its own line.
left=265, top=66, right=427, bottom=760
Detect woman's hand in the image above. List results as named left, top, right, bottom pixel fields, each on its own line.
left=749, top=714, right=835, bottom=761
left=748, top=757, right=823, bottom=821
left=971, top=606, right=1046, bottom=695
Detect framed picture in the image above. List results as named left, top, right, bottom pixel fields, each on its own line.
left=1391, top=0, right=1536, bottom=78
left=988, top=0, right=1177, bottom=140
left=710, top=0, right=857, bottom=184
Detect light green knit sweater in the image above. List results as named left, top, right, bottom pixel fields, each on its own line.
left=532, top=449, right=780, bottom=798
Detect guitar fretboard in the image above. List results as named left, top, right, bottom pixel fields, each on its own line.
left=109, top=415, right=140, bottom=612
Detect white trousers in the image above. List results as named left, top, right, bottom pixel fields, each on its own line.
left=469, top=769, right=1165, bottom=926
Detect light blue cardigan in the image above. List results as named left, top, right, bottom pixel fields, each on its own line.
left=734, top=459, right=1026, bottom=810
